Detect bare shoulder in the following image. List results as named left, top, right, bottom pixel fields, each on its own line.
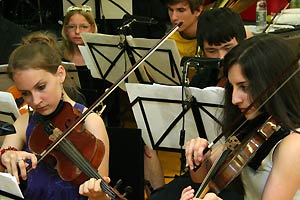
left=84, top=112, right=108, bottom=139
left=279, top=132, right=300, bottom=150
left=274, top=132, right=300, bottom=162
left=85, top=112, right=105, bottom=126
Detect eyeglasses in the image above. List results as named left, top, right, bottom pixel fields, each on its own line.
left=66, top=24, right=91, bottom=31
left=67, top=5, right=92, bottom=13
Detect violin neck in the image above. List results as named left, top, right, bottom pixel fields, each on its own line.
left=58, top=138, right=122, bottom=199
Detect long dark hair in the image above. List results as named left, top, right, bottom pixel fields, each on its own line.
left=222, top=34, right=300, bottom=132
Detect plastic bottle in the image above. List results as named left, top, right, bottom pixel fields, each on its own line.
left=291, top=0, right=300, bottom=8
left=256, top=0, right=267, bottom=33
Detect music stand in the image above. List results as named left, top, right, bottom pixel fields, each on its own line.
left=62, top=0, right=97, bottom=18
left=0, top=63, right=81, bottom=91
left=0, top=172, right=24, bottom=200
left=101, top=0, right=132, bottom=19
left=126, top=37, right=182, bottom=86
left=62, top=61, right=81, bottom=89
left=0, top=64, right=14, bottom=91
left=0, top=92, right=22, bottom=199
left=126, top=83, right=225, bottom=152
left=0, top=91, right=20, bottom=123
left=80, top=33, right=182, bottom=91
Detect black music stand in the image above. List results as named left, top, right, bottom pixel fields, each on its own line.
left=80, top=33, right=182, bottom=91
left=126, top=83, right=225, bottom=152
left=0, top=173, right=24, bottom=200
left=63, top=0, right=97, bottom=18
left=0, top=91, right=20, bottom=124
left=0, top=92, right=23, bottom=199
left=62, top=61, right=82, bottom=89
left=0, top=64, right=14, bottom=91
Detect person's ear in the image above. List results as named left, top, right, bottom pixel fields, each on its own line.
left=56, top=65, right=66, bottom=83
left=196, top=5, right=204, bottom=16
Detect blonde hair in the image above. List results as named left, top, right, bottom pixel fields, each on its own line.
left=61, top=5, right=97, bottom=58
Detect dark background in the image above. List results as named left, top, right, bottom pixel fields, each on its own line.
left=0, top=0, right=169, bottom=38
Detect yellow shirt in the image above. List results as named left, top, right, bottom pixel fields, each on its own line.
left=169, top=31, right=198, bottom=58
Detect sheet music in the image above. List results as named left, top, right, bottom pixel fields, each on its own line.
left=81, top=33, right=149, bottom=90
left=126, top=37, right=182, bottom=86
left=62, top=0, right=96, bottom=18
left=80, top=33, right=182, bottom=91
left=0, top=91, right=20, bottom=121
left=0, top=64, right=14, bottom=91
left=78, top=45, right=97, bottom=78
left=0, top=172, right=23, bottom=199
left=101, top=0, right=132, bottom=19
left=126, top=83, right=225, bottom=150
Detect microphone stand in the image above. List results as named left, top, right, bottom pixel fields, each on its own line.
left=32, top=22, right=183, bottom=164
left=117, top=20, right=144, bottom=83
left=179, top=60, right=197, bottom=174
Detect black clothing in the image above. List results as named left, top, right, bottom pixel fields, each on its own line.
left=73, top=65, right=121, bottom=127
left=149, top=173, right=244, bottom=200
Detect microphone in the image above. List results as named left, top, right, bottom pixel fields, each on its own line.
left=123, top=14, right=158, bottom=25
left=0, top=120, right=16, bottom=136
left=118, top=14, right=159, bottom=31
left=180, top=57, right=223, bottom=69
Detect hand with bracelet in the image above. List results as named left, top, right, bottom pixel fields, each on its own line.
left=0, top=146, right=37, bottom=183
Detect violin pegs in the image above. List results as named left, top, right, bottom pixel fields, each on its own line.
left=122, top=186, right=133, bottom=197
left=113, top=179, right=123, bottom=190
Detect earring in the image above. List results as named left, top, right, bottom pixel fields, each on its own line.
left=61, top=85, right=64, bottom=101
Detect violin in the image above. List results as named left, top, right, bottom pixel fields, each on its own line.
left=28, top=101, right=126, bottom=200
left=195, top=116, right=281, bottom=198
left=194, top=53, right=300, bottom=198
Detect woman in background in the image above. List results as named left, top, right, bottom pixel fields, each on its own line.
left=60, top=5, right=121, bottom=127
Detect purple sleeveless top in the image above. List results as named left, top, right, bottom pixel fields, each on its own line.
left=24, top=103, right=87, bottom=200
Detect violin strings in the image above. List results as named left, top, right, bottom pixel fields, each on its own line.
left=59, top=138, right=116, bottom=198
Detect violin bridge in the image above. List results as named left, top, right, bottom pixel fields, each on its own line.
left=49, top=127, right=63, bottom=142
left=225, top=136, right=241, bottom=151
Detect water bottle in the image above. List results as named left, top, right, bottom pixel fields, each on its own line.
left=291, top=0, right=300, bottom=8
left=256, top=0, right=267, bottom=32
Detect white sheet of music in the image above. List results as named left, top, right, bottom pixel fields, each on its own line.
left=0, top=172, right=23, bottom=199
left=126, top=83, right=225, bottom=150
left=80, top=33, right=182, bottom=91
left=101, top=0, right=132, bottom=19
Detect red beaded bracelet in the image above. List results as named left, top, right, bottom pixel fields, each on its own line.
left=0, top=146, right=18, bottom=169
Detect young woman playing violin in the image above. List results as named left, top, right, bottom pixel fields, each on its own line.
left=0, top=31, right=110, bottom=200
left=181, top=34, right=300, bottom=200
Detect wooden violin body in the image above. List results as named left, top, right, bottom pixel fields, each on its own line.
left=29, top=102, right=105, bottom=184
left=28, top=102, right=126, bottom=199
left=198, top=116, right=281, bottom=197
